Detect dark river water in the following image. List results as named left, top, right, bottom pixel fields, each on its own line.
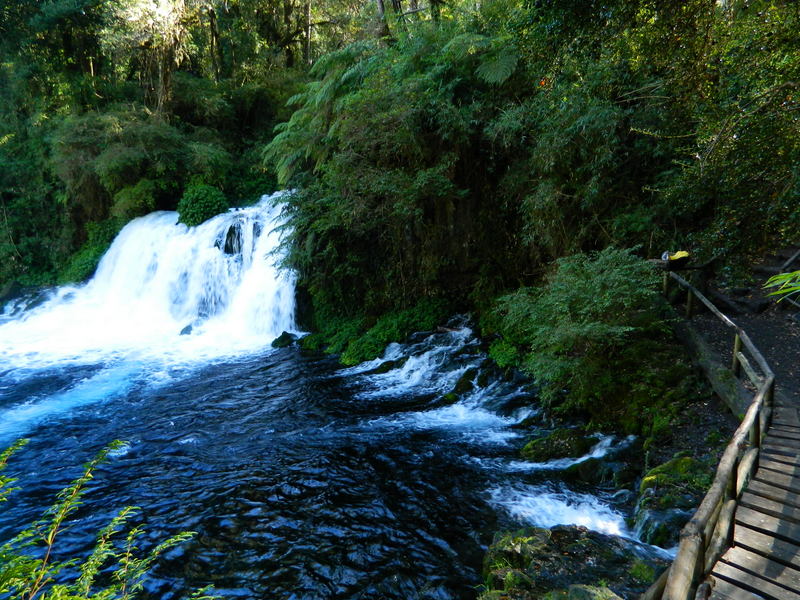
left=0, top=197, right=632, bottom=600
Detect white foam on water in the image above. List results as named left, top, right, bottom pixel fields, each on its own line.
left=505, top=435, right=635, bottom=472
left=489, top=484, right=629, bottom=537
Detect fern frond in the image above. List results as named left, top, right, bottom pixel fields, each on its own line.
left=476, top=50, right=519, bottom=85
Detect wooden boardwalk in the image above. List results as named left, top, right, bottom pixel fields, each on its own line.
left=643, top=255, right=800, bottom=600
left=708, top=397, right=800, bottom=600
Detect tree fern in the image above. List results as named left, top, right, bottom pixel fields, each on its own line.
left=476, top=49, right=519, bottom=84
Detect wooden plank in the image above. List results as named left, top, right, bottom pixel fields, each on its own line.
left=736, top=505, right=800, bottom=546
left=747, top=480, right=800, bottom=510
left=761, top=443, right=800, bottom=458
left=754, top=470, right=800, bottom=496
left=734, top=523, right=800, bottom=571
left=721, top=546, right=800, bottom=591
left=770, top=424, right=800, bottom=434
left=772, top=410, right=800, bottom=427
left=758, top=458, right=800, bottom=477
left=770, top=430, right=800, bottom=442
left=711, top=560, right=800, bottom=600
left=761, top=450, right=800, bottom=465
left=765, top=436, right=800, bottom=450
left=709, top=576, right=767, bottom=600
left=740, top=491, right=800, bottom=526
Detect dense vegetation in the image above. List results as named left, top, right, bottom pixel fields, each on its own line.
left=1, top=0, right=798, bottom=404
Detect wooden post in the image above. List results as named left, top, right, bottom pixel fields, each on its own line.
left=663, top=273, right=670, bottom=297
left=686, top=290, right=694, bottom=318
left=765, top=379, right=774, bottom=407
left=749, top=417, right=760, bottom=448
left=731, top=334, right=742, bottom=377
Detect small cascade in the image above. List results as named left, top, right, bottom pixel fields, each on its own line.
left=0, top=192, right=297, bottom=370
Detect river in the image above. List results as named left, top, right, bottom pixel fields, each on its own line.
left=0, top=194, right=632, bottom=599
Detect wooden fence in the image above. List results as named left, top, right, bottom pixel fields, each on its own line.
left=641, top=271, right=775, bottom=600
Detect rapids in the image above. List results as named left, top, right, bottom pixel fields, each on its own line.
left=0, top=194, right=647, bottom=599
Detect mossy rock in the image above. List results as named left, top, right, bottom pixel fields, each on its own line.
left=362, top=357, right=408, bottom=375
left=521, top=429, right=595, bottom=462
left=271, top=331, right=298, bottom=348
left=453, top=367, right=478, bottom=395
left=481, top=525, right=667, bottom=600
left=568, top=585, right=622, bottom=600
left=634, top=454, right=713, bottom=546
left=638, top=455, right=710, bottom=497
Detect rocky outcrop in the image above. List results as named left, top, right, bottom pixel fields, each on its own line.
left=479, top=525, right=667, bottom=600
left=520, top=429, right=596, bottom=462
left=633, top=454, right=710, bottom=547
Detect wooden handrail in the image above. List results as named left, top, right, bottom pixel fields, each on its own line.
left=644, top=272, right=776, bottom=600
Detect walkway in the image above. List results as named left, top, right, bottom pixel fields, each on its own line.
left=645, top=246, right=800, bottom=600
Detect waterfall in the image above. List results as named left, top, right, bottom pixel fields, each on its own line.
left=0, top=192, right=297, bottom=370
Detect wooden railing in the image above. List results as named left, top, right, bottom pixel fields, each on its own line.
left=642, top=271, right=775, bottom=600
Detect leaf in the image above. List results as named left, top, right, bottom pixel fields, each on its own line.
left=476, top=50, right=519, bottom=85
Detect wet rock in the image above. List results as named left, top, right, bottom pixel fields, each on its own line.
left=635, top=507, right=691, bottom=547
left=453, top=367, right=478, bottom=395
left=271, top=331, right=297, bottom=348
left=562, top=457, right=636, bottom=488
left=521, top=429, right=595, bottom=462
left=480, top=525, right=667, bottom=600
left=440, top=392, right=460, bottom=405
left=180, top=324, right=193, bottom=335
left=633, top=454, right=711, bottom=546
left=223, top=223, right=242, bottom=255
left=362, top=357, right=408, bottom=375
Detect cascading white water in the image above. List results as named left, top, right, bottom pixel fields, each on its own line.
left=0, top=192, right=297, bottom=371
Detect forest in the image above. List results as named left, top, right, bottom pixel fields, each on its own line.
left=1, top=1, right=799, bottom=598
left=2, top=0, right=798, bottom=418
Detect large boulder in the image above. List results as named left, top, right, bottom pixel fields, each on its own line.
left=480, top=525, right=667, bottom=600
left=521, top=429, right=595, bottom=462
left=271, top=331, right=298, bottom=348
left=633, top=454, right=711, bottom=547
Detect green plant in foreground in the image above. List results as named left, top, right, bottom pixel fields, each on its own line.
left=0, top=440, right=217, bottom=600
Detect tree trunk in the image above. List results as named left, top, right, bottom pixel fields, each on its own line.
left=304, top=1, right=312, bottom=65
left=375, top=0, right=391, bottom=38
left=284, top=0, right=295, bottom=67
left=208, top=8, right=222, bottom=81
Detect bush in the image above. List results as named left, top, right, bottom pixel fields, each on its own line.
left=177, top=183, right=229, bottom=227
left=490, top=247, right=662, bottom=418
left=58, top=218, right=123, bottom=283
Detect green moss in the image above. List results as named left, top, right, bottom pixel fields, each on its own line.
left=521, top=429, right=594, bottom=462
left=339, top=298, right=449, bottom=365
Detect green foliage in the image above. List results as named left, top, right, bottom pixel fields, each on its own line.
left=0, top=440, right=217, bottom=600
left=765, top=270, right=800, bottom=301
left=299, top=298, right=449, bottom=364
left=339, top=298, right=450, bottom=365
left=177, top=183, right=229, bottom=227
left=490, top=248, right=664, bottom=420
left=58, top=218, right=123, bottom=283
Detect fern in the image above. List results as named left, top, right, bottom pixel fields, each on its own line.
left=476, top=50, right=519, bottom=84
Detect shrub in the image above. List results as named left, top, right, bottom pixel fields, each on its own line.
left=491, top=247, right=662, bottom=417
left=177, top=183, right=229, bottom=227
left=58, top=218, right=123, bottom=283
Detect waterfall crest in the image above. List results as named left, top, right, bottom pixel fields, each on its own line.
left=0, top=192, right=296, bottom=369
